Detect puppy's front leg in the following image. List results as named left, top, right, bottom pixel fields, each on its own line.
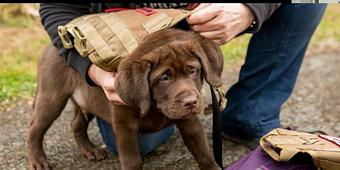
left=176, top=116, right=220, bottom=170
left=113, top=122, right=141, bottom=170
left=112, top=107, right=142, bottom=170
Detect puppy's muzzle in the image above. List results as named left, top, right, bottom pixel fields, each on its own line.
left=182, top=95, right=198, bottom=109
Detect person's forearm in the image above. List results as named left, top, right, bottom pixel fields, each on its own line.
left=39, top=3, right=96, bottom=85
left=243, top=3, right=281, bottom=33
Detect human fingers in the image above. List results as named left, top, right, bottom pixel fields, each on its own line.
left=190, top=3, right=210, bottom=13
left=101, top=73, right=128, bottom=105
left=198, top=30, right=226, bottom=41
left=103, top=89, right=127, bottom=105
left=190, top=14, right=226, bottom=32
left=211, top=38, right=232, bottom=46
left=187, top=4, right=220, bottom=25
left=102, top=76, right=116, bottom=91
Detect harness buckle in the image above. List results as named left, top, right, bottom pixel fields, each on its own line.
left=57, top=26, right=73, bottom=49
left=72, top=26, right=88, bottom=56
left=215, top=87, right=227, bottom=111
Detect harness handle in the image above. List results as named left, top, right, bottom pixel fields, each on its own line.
left=104, top=7, right=157, bottom=16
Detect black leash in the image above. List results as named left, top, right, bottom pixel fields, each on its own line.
left=210, top=85, right=225, bottom=169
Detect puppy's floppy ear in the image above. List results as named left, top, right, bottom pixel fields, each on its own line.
left=115, top=59, right=151, bottom=117
left=191, top=38, right=224, bottom=87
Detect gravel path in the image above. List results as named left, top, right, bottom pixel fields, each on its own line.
left=1, top=52, right=339, bottom=170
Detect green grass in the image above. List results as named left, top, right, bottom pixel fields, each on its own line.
left=0, top=71, right=36, bottom=103
left=310, top=4, right=340, bottom=42
left=0, top=15, right=37, bottom=28
left=220, top=34, right=251, bottom=67
left=0, top=36, right=49, bottom=110
left=0, top=5, right=49, bottom=110
left=0, top=4, right=339, bottom=111
left=0, top=4, right=40, bottom=28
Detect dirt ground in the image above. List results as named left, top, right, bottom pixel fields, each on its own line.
left=1, top=51, right=339, bottom=170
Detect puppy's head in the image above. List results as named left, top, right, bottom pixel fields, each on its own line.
left=115, top=29, right=223, bottom=119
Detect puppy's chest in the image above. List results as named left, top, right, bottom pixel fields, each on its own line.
left=138, top=111, right=173, bottom=133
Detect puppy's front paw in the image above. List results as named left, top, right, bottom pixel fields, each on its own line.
left=28, top=152, right=52, bottom=170
left=80, top=144, right=108, bottom=161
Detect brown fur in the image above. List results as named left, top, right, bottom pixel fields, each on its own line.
left=27, top=29, right=223, bottom=170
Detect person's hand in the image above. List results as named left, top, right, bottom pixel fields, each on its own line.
left=88, top=64, right=127, bottom=105
left=187, top=3, right=255, bottom=45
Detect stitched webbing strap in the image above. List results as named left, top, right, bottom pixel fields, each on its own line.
left=58, top=9, right=192, bottom=72
left=259, top=134, right=300, bottom=161
left=100, top=13, right=139, bottom=54
left=76, top=18, right=116, bottom=64
left=142, top=13, right=174, bottom=33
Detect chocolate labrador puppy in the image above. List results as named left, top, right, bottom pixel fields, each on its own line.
left=27, top=29, right=223, bottom=170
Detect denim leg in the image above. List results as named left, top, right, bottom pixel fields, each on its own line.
left=96, top=117, right=175, bottom=156
left=222, top=4, right=327, bottom=139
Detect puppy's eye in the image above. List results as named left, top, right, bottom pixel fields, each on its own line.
left=159, top=74, right=171, bottom=82
left=190, top=68, right=199, bottom=76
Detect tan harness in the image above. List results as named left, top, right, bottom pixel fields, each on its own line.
left=260, top=128, right=340, bottom=170
left=58, top=8, right=191, bottom=72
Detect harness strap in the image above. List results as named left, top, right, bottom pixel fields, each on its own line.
left=100, top=13, right=139, bottom=54
left=76, top=18, right=116, bottom=62
left=142, top=12, right=174, bottom=33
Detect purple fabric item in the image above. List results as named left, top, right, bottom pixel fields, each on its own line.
left=225, top=146, right=317, bottom=170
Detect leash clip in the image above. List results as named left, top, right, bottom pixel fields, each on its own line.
left=215, top=87, right=227, bottom=111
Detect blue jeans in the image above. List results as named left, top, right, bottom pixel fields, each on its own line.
left=96, top=4, right=327, bottom=155
left=96, top=118, right=175, bottom=156
left=222, top=4, right=327, bottom=139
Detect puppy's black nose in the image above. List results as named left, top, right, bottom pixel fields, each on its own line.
left=182, top=96, right=198, bottom=108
